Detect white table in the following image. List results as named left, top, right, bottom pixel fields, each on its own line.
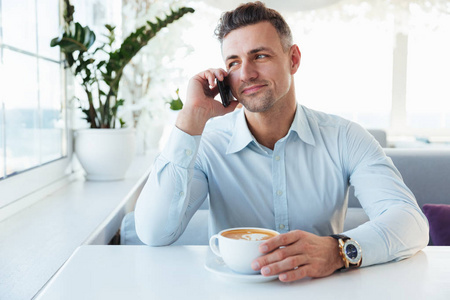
left=0, top=154, right=156, bottom=300
left=35, top=246, right=450, bottom=300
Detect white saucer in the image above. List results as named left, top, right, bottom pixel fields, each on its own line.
left=204, top=252, right=278, bottom=283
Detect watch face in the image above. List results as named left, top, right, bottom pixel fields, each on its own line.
left=344, top=240, right=362, bottom=264
left=346, top=244, right=358, bottom=259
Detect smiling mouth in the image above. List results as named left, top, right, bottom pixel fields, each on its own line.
left=241, top=84, right=267, bottom=95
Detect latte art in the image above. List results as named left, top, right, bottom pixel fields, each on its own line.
left=222, top=229, right=277, bottom=241
left=242, top=233, right=269, bottom=241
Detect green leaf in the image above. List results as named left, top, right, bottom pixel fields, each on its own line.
left=63, top=0, right=75, bottom=25
left=169, top=98, right=183, bottom=110
left=147, top=21, right=158, bottom=33
left=105, top=24, right=115, bottom=32
left=168, top=88, right=183, bottom=110
left=50, top=22, right=96, bottom=53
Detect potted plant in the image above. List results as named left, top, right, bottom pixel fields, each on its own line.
left=51, top=0, right=193, bottom=180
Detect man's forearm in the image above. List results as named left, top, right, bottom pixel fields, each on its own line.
left=343, top=205, right=429, bottom=266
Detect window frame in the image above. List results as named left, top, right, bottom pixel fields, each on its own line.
left=0, top=0, right=74, bottom=214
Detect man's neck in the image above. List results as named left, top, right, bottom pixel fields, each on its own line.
left=244, top=100, right=297, bottom=150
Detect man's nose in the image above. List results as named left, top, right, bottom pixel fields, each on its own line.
left=240, top=61, right=258, bottom=82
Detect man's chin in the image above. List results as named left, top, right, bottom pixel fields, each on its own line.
left=241, top=102, right=274, bottom=113
left=238, top=91, right=275, bottom=113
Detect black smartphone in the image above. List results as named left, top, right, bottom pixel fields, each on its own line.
left=216, top=78, right=232, bottom=107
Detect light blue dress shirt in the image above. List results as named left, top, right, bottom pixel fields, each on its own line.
left=135, top=105, right=429, bottom=267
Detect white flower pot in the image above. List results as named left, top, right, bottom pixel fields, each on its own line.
left=75, top=128, right=136, bottom=181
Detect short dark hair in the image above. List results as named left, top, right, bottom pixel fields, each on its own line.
left=214, top=1, right=293, bottom=51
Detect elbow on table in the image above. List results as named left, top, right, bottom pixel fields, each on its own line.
left=139, top=236, right=172, bottom=247
left=408, top=205, right=430, bottom=249
left=393, top=208, right=430, bottom=260
left=135, top=224, right=172, bottom=247
left=134, top=213, right=174, bottom=247
left=417, top=211, right=430, bottom=248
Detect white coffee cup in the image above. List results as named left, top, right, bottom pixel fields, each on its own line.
left=209, top=227, right=280, bottom=275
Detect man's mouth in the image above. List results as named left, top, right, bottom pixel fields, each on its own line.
left=241, top=84, right=267, bottom=95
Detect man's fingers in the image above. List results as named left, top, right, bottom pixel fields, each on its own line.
left=260, top=230, right=304, bottom=254
left=259, top=254, right=307, bottom=277
left=251, top=230, right=305, bottom=271
left=278, top=265, right=310, bottom=282
left=201, top=68, right=227, bottom=87
left=252, top=241, right=302, bottom=271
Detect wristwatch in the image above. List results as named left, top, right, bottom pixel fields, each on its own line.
left=330, top=234, right=362, bottom=270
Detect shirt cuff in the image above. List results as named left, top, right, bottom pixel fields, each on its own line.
left=160, top=126, right=201, bottom=169
left=343, top=225, right=387, bottom=267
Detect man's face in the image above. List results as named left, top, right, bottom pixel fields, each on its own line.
left=222, top=21, right=296, bottom=113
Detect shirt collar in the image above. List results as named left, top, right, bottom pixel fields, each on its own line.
left=290, top=104, right=316, bottom=147
left=226, top=108, right=253, bottom=154
left=226, top=104, right=316, bottom=154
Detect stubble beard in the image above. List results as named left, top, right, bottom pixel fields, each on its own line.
left=238, top=88, right=276, bottom=113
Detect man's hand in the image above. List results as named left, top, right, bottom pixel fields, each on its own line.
left=176, top=68, right=239, bottom=136
left=251, top=230, right=344, bottom=282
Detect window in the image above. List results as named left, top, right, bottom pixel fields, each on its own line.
left=0, top=0, right=123, bottom=212
left=1, top=0, right=64, bottom=178
left=406, top=5, right=450, bottom=134
left=292, top=15, right=394, bottom=129
left=285, top=1, right=450, bottom=141
left=0, top=0, right=73, bottom=209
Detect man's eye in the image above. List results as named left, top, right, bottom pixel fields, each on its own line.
left=256, top=54, right=267, bottom=59
left=228, top=61, right=238, bottom=69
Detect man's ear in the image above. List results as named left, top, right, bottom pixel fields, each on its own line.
left=289, top=44, right=301, bottom=75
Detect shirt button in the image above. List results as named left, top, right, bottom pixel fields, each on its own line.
left=279, top=224, right=285, bottom=230
left=185, top=149, right=192, bottom=156
left=179, top=191, right=185, bottom=196
left=274, top=155, right=280, bottom=161
left=276, top=190, right=283, bottom=196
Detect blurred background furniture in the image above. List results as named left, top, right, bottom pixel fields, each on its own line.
left=367, top=129, right=387, bottom=148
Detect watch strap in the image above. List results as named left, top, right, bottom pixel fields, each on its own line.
left=330, top=234, right=348, bottom=241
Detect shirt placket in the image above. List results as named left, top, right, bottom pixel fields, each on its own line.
left=272, top=141, right=289, bottom=233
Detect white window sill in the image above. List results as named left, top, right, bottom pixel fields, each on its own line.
left=0, top=153, right=156, bottom=300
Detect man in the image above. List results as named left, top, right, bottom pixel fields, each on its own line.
left=135, top=2, right=428, bottom=282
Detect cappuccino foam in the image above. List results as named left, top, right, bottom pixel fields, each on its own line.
left=221, top=229, right=277, bottom=241
left=241, top=233, right=269, bottom=241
